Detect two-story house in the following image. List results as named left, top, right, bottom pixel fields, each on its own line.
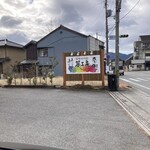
left=131, top=35, right=150, bottom=70
left=21, top=40, right=39, bottom=77
left=0, top=39, right=25, bottom=77
left=37, top=25, right=104, bottom=76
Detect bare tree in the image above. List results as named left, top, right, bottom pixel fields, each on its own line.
left=48, top=56, right=59, bottom=85
left=10, top=61, right=20, bottom=85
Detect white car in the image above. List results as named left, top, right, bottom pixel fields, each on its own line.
left=119, top=69, right=124, bottom=76
left=106, top=70, right=114, bottom=75
left=106, top=69, right=124, bottom=76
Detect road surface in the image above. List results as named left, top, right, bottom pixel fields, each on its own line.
left=117, top=71, right=150, bottom=136
left=120, top=71, right=150, bottom=94
left=0, top=88, right=150, bottom=150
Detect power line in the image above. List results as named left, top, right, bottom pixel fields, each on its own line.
left=120, top=0, right=141, bottom=20
left=108, top=24, right=115, bottom=35
left=108, top=0, right=141, bottom=35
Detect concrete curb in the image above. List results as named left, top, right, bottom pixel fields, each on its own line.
left=108, top=91, right=150, bottom=137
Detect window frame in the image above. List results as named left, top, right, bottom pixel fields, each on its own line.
left=39, top=48, right=48, bottom=57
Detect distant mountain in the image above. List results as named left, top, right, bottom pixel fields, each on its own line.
left=107, top=52, right=132, bottom=61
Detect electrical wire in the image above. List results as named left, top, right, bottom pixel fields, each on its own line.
left=108, top=24, right=115, bottom=35
left=108, top=0, right=141, bottom=35
left=120, top=0, right=141, bottom=20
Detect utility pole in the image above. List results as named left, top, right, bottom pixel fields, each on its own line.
left=115, top=0, right=122, bottom=89
left=105, top=0, right=109, bottom=65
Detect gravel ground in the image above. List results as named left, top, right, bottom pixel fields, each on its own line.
left=0, top=88, right=149, bottom=150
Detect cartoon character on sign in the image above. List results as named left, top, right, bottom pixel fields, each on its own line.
left=92, top=56, right=98, bottom=72
left=85, top=60, right=89, bottom=66
left=93, top=57, right=96, bottom=63
left=92, top=57, right=96, bottom=67
left=81, top=62, right=84, bottom=66
left=68, top=58, right=73, bottom=72
left=75, top=60, right=80, bottom=67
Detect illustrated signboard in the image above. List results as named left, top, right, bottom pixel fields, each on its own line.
left=66, top=55, right=100, bottom=74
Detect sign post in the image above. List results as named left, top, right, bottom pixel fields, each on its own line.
left=62, top=52, right=66, bottom=87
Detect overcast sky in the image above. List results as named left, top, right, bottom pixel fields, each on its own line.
left=0, top=0, right=149, bottom=54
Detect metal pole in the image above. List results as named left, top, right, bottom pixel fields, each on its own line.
left=105, top=0, right=109, bottom=65
left=115, top=0, right=121, bottom=90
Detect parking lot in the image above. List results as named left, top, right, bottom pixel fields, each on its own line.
left=0, top=88, right=150, bottom=150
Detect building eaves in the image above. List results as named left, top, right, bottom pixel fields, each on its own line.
left=88, top=35, right=104, bottom=45
left=139, top=35, right=150, bottom=41
left=0, top=57, right=11, bottom=63
left=0, top=39, right=23, bottom=48
left=37, top=25, right=88, bottom=44
left=21, top=60, right=39, bottom=64
left=24, top=40, right=37, bottom=48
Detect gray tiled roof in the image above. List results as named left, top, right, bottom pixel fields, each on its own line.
left=0, top=39, right=23, bottom=48
left=24, top=40, right=37, bottom=48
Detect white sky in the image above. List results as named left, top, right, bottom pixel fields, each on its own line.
left=0, top=0, right=149, bottom=54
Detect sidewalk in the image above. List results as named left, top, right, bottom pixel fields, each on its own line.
left=108, top=85, right=150, bottom=136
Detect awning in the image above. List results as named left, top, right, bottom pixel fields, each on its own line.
left=131, top=59, right=145, bottom=64
left=0, top=57, right=10, bottom=63
left=21, top=60, right=39, bottom=65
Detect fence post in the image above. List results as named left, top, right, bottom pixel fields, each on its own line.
left=62, top=52, right=66, bottom=87
left=101, top=50, right=105, bottom=88
left=81, top=51, right=85, bottom=85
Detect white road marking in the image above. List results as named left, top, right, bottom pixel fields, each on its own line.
left=136, top=78, right=149, bottom=81
left=129, top=78, right=140, bottom=82
left=121, top=78, right=150, bottom=90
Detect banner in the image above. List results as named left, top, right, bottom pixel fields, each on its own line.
left=66, top=55, right=100, bottom=74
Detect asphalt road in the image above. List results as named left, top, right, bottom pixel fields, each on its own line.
left=0, top=88, right=150, bottom=150
left=120, top=71, right=150, bottom=94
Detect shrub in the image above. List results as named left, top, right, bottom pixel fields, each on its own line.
left=7, top=76, right=13, bottom=85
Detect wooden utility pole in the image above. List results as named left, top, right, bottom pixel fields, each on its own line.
left=105, top=0, right=109, bottom=65
left=115, top=0, right=122, bottom=89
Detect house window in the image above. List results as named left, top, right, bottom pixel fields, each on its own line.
left=39, top=49, right=48, bottom=57
left=137, top=65, right=142, bottom=68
